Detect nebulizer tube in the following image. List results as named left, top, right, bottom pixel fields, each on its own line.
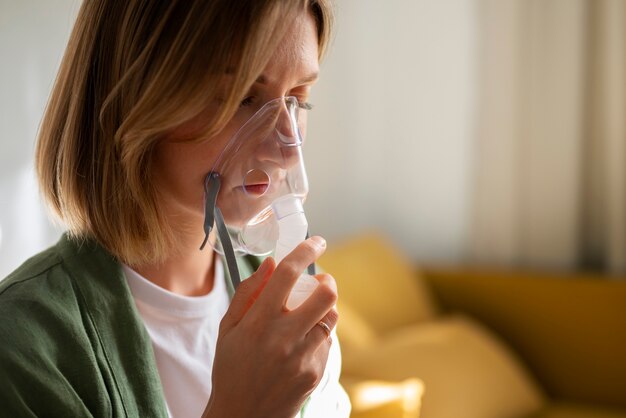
left=272, top=194, right=319, bottom=310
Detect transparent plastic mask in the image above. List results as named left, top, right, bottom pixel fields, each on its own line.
left=206, top=96, right=309, bottom=256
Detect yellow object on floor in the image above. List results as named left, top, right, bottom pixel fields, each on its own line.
left=342, top=378, right=424, bottom=418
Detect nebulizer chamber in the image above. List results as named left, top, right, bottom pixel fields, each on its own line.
left=272, top=195, right=319, bottom=309
left=202, top=96, right=317, bottom=309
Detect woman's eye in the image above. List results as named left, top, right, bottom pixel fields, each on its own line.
left=239, top=96, right=256, bottom=107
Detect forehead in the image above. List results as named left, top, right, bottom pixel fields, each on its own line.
left=258, top=11, right=320, bottom=87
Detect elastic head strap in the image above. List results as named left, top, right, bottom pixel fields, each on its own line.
left=200, top=172, right=241, bottom=290
left=214, top=207, right=241, bottom=289
left=200, top=172, right=221, bottom=251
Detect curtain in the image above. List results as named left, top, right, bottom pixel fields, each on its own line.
left=470, top=0, right=626, bottom=274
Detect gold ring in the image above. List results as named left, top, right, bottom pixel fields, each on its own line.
left=316, top=320, right=331, bottom=338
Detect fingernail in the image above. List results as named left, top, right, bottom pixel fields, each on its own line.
left=310, top=236, right=326, bottom=249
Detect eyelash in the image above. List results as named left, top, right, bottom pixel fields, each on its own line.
left=239, top=96, right=314, bottom=110
left=239, top=96, right=255, bottom=107
left=298, top=101, right=314, bottom=110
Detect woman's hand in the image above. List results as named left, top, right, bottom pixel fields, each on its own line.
left=202, top=236, right=338, bottom=418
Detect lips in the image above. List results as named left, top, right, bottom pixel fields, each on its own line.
left=243, top=183, right=269, bottom=195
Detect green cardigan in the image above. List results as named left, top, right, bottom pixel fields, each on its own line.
left=0, top=234, right=261, bottom=417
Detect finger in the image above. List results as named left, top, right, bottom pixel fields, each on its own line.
left=220, top=257, right=275, bottom=332
left=303, top=307, right=339, bottom=349
left=258, top=236, right=326, bottom=310
left=288, top=273, right=338, bottom=333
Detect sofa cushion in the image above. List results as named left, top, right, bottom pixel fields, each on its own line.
left=319, top=233, right=439, bottom=335
left=336, top=301, right=378, bottom=352
left=527, top=403, right=626, bottom=418
left=420, top=267, right=626, bottom=408
left=342, top=315, right=545, bottom=418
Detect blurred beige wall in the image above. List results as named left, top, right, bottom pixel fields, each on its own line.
left=306, top=0, right=478, bottom=262
left=0, top=0, right=79, bottom=277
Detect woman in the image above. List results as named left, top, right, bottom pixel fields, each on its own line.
left=0, top=1, right=350, bottom=417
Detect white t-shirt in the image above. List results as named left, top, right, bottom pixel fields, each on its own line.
left=123, top=259, right=351, bottom=418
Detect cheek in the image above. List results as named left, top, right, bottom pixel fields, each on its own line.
left=152, top=133, right=232, bottom=212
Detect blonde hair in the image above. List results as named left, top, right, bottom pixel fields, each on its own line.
left=36, top=0, right=333, bottom=265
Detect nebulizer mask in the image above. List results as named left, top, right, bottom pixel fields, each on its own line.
left=200, top=96, right=317, bottom=309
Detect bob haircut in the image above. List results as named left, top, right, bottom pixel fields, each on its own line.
left=36, top=0, right=333, bottom=265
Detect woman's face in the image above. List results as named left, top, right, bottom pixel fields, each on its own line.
left=152, top=11, right=320, bottom=231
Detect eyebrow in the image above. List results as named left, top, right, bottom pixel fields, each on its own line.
left=224, top=68, right=319, bottom=86
left=255, top=72, right=319, bottom=86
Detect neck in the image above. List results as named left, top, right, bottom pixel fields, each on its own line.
left=133, top=228, right=218, bottom=297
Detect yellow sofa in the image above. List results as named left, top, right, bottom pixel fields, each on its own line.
left=319, top=234, right=626, bottom=418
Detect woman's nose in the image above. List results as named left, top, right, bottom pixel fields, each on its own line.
left=274, top=100, right=300, bottom=145
left=255, top=101, right=301, bottom=169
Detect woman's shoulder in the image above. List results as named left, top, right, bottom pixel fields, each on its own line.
left=0, top=241, right=121, bottom=417
left=0, top=233, right=116, bottom=304
left=0, top=242, right=66, bottom=298
left=0, top=233, right=117, bottom=346
left=0, top=235, right=167, bottom=417
left=0, top=237, right=82, bottom=318
left=0, top=239, right=82, bottom=344
left=0, top=240, right=95, bottom=406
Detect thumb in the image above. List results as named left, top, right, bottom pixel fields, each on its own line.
left=220, top=257, right=275, bottom=331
